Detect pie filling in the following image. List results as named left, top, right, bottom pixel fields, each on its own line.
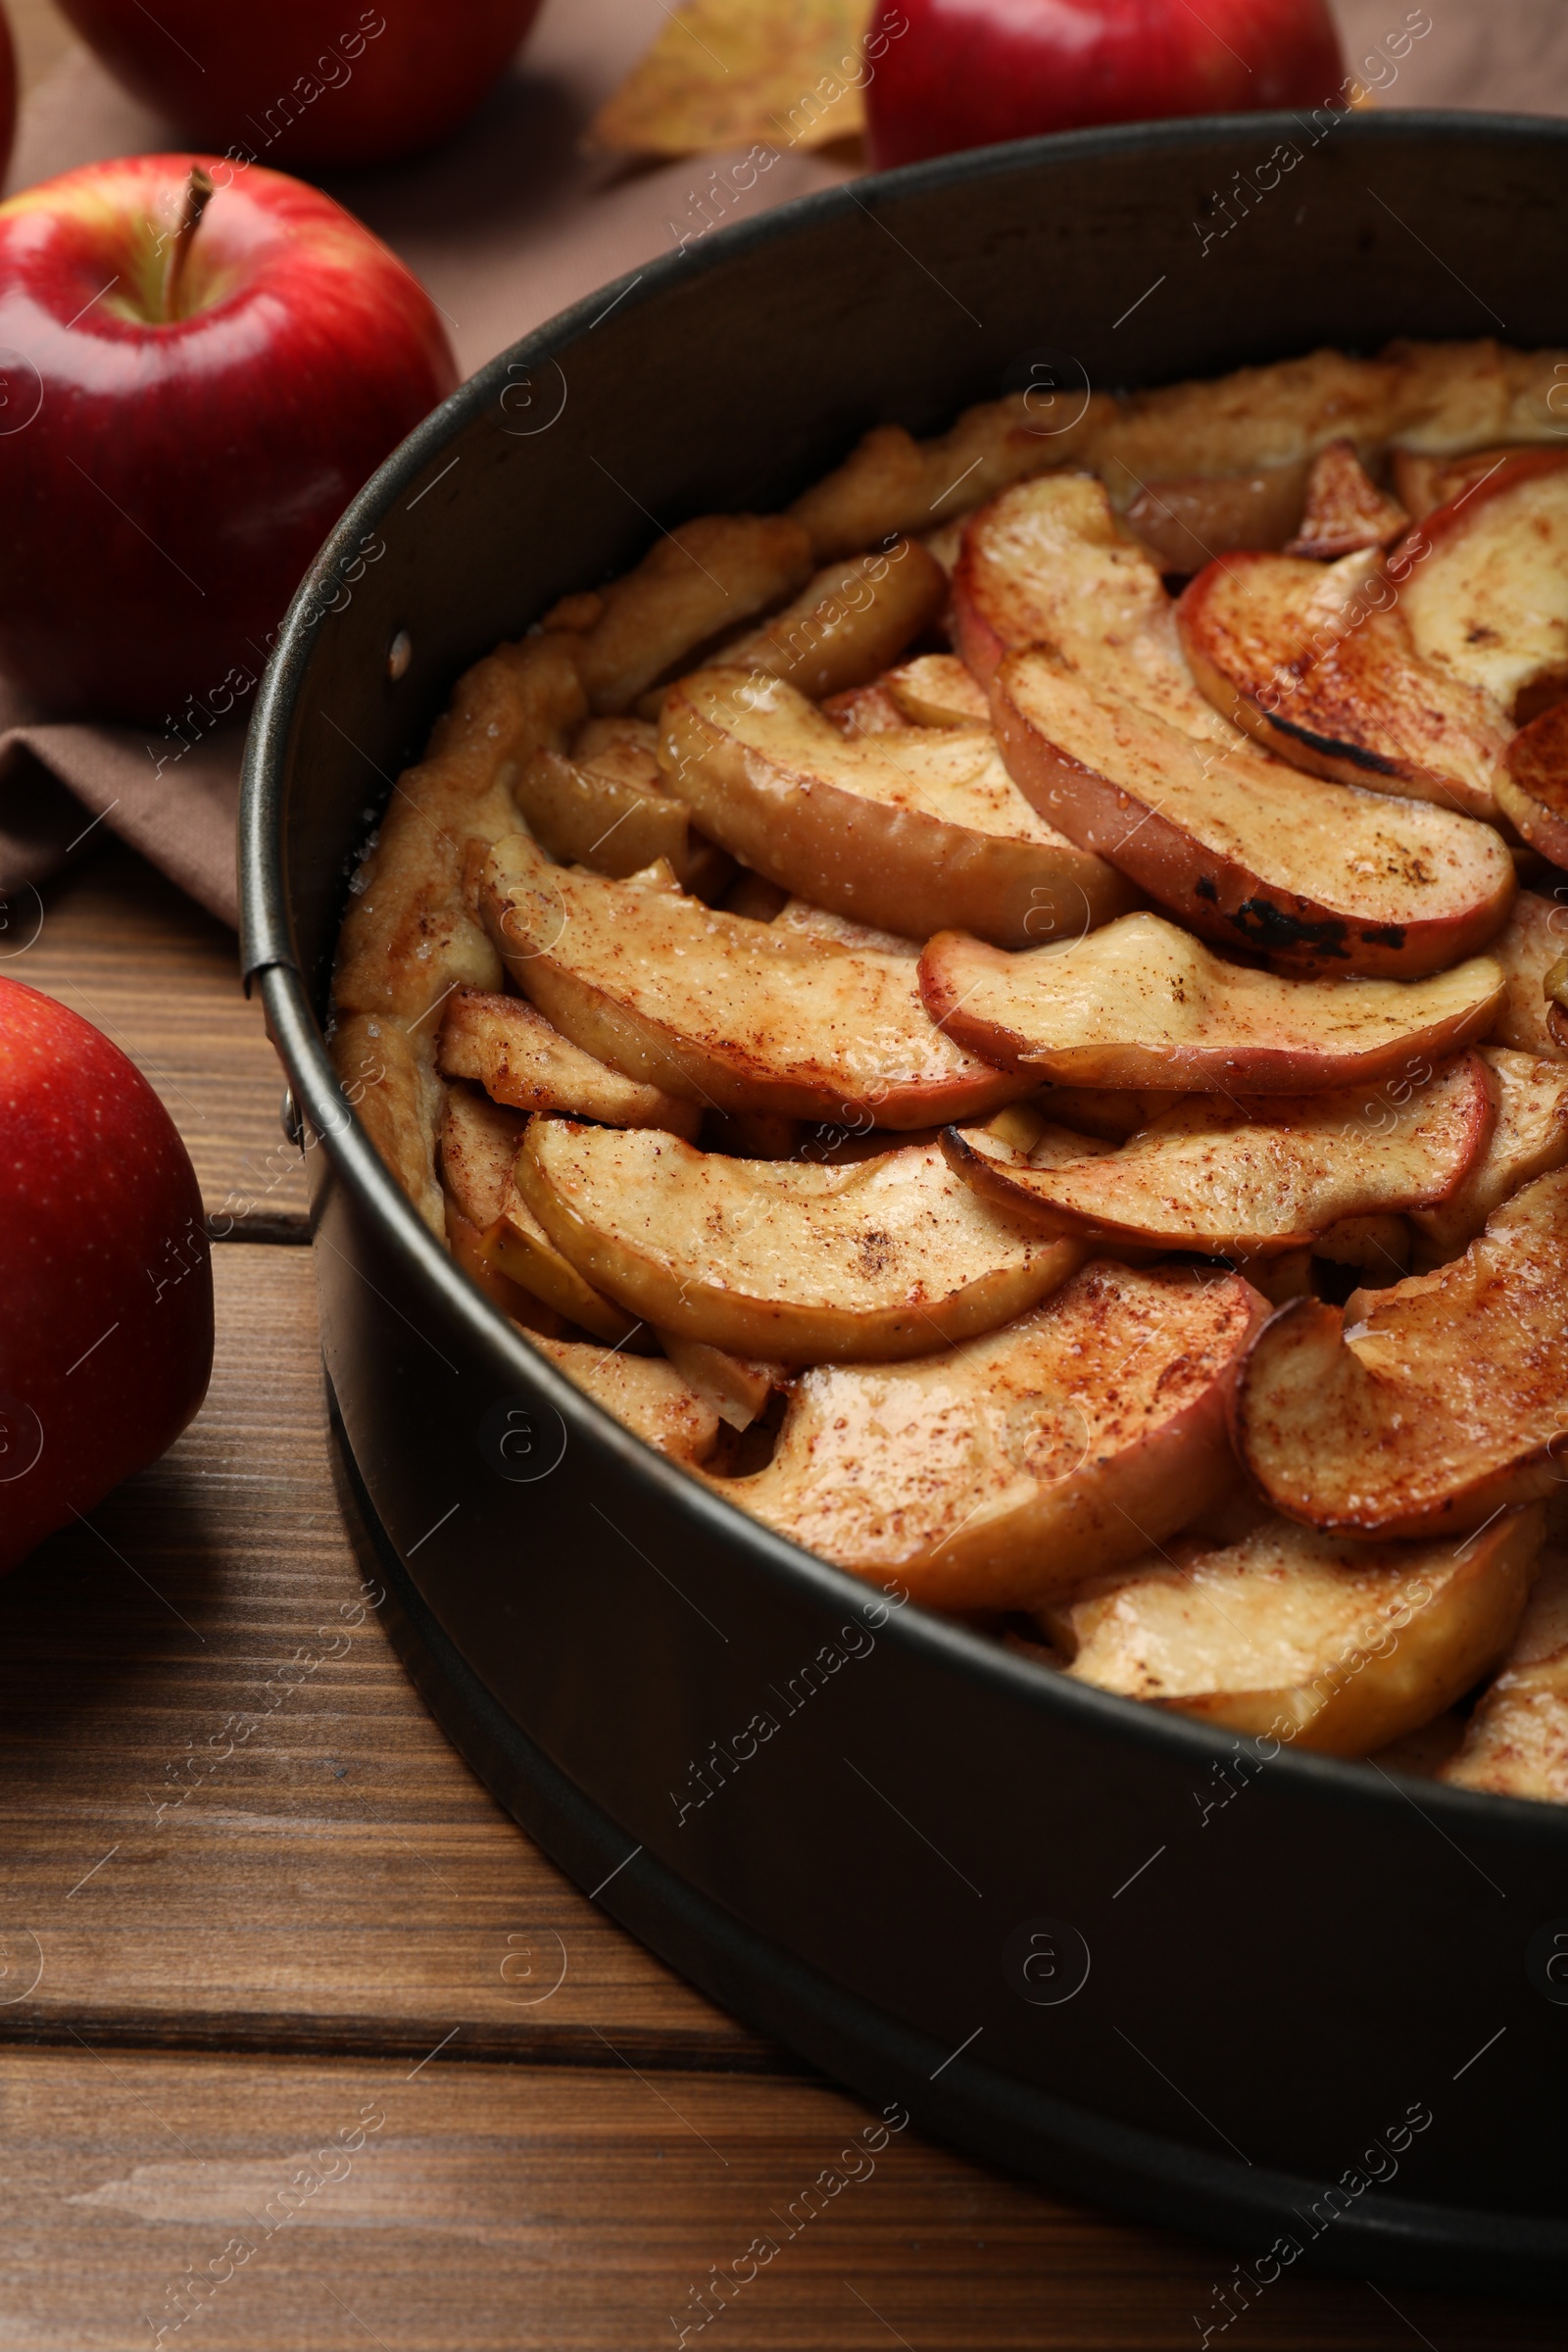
left=331, top=338, right=1568, bottom=1801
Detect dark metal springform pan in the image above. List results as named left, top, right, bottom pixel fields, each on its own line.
left=240, top=112, right=1568, bottom=2301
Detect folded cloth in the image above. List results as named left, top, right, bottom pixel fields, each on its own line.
left=0, top=0, right=1560, bottom=926
left=0, top=681, right=244, bottom=924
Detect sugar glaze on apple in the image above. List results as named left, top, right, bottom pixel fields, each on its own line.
left=0, top=153, right=457, bottom=720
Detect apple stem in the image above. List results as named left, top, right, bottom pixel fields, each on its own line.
left=163, top=165, right=216, bottom=321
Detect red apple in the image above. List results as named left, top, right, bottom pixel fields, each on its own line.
left=55, top=0, right=540, bottom=172
left=0, top=975, right=214, bottom=1578
left=865, top=0, right=1348, bottom=170
left=0, top=154, right=458, bottom=722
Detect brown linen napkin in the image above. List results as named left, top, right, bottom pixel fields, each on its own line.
left=0, top=680, right=243, bottom=925
left=0, top=0, right=1561, bottom=926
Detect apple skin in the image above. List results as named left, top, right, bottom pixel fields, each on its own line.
left=0, top=154, right=458, bottom=722
left=865, top=0, right=1347, bottom=169
left=0, top=975, right=214, bottom=1579
left=55, top=0, right=540, bottom=171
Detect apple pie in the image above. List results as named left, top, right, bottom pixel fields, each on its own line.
left=332, top=336, right=1568, bottom=1802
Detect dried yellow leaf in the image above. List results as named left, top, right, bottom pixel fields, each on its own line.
left=589, top=0, right=875, bottom=158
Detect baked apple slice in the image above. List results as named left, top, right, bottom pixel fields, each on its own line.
left=1391, top=443, right=1567, bottom=522
left=882, top=654, right=991, bottom=727
left=955, top=1100, right=1113, bottom=1170
left=478, top=831, right=1031, bottom=1128
left=1549, top=970, right=1568, bottom=1060
left=711, top=1260, right=1262, bottom=1608
left=713, top=538, right=947, bottom=701
left=1409, top=1049, right=1568, bottom=1263
left=443, top=1200, right=564, bottom=1336
left=920, top=911, right=1505, bottom=1092
left=1092, top=341, right=1566, bottom=504
left=1091, top=344, right=1409, bottom=543
left=656, top=1334, right=787, bottom=1432
left=772, top=897, right=918, bottom=957
left=332, top=1013, right=445, bottom=1237
left=330, top=636, right=590, bottom=1235
left=820, top=660, right=987, bottom=736
left=1283, top=439, right=1410, bottom=560
left=787, top=389, right=1116, bottom=560
left=1030, top=1084, right=1184, bottom=1141
left=1441, top=1548, right=1568, bottom=1801
left=1395, top=451, right=1568, bottom=719
left=820, top=679, right=906, bottom=737
left=437, top=1081, right=522, bottom=1233
left=532, top=1338, right=722, bottom=1466
left=1048, top=1507, right=1542, bottom=1756
left=1176, top=550, right=1510, bottom=821
left=547, top=514, right=812, bottom=714
left=439, top=1083, right=640, bottom=1346
left=1114, top=461, right=1309, bottom=574
left=993, top=649, right=1515, bottom=976
left=945, top=1052, right=1492, bottom=1256
left=438, top=988, right=702, bottom=1137
left=569, top=714, right=663, bottom=782
left=511, top=747, right=731, bottom=896
left=953, top=472, right=1235, bottom=739
left=1312, top=1213, right=1410, bottom=1286
left=541, top=714, right=734, bottom=897
left=1489, top=889, right=1568, bottom=1059
left=1233, top=1167, right=1568, bottom=1537
left=488, top=1181, right=643, bottom=1348
left=1496, top=701, right=1568, bottom=866
left=518, top=1118, right=1080, bottom=1362
left=660, top=668, right=1137, bottom=948
left=334, top=635, right=586, bottom=1028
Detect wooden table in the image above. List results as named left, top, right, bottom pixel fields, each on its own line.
left=2, top=866, right=1560, bottom=2352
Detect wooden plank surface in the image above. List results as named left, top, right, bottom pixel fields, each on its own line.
left=0, top=1242, right=762, bottom=2064
left=0, top=2047, right=1555, bottom=2352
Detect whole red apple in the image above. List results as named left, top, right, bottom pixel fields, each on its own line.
left=0, top=154, right=458, bottom=722
left=865, top=0, right=1348, bottom=170
left=55, top=0, right=540, bottom=171
left=0, top=975, right=214, bottom=1578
